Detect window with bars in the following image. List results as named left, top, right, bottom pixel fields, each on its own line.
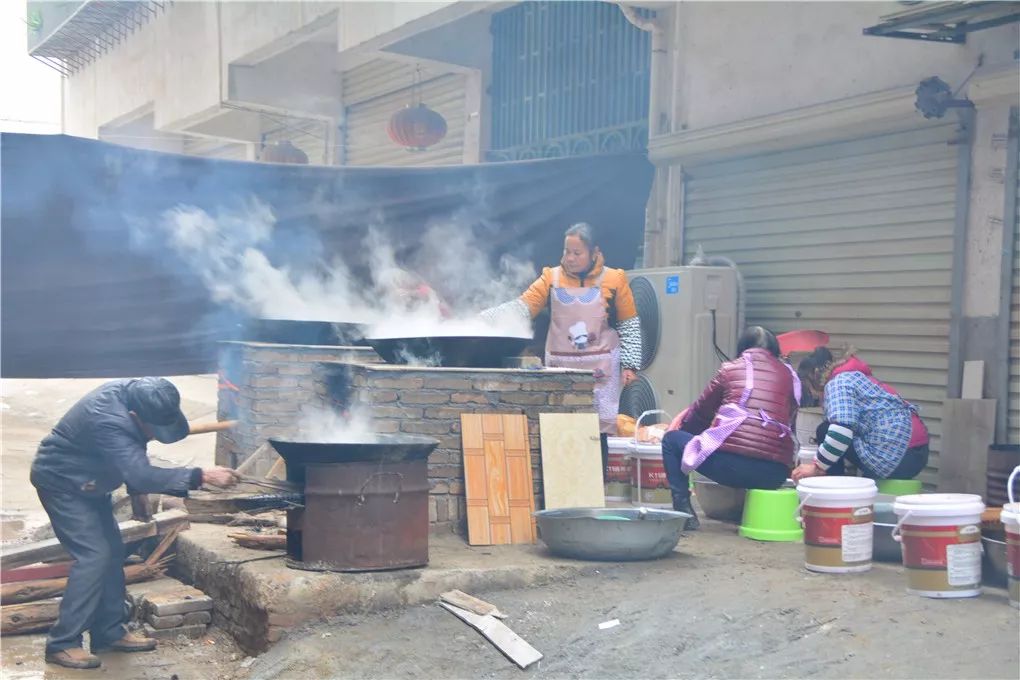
left=489, top=1, right=652, bottom=161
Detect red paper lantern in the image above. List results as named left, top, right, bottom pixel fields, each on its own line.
left=387, top=103, right=448, bottom=151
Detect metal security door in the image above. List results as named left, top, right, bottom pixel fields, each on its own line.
left=683, top=122, right=963, bottom=483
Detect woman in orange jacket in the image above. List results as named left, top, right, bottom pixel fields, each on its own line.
left=483, top=224, right=643, bottom=465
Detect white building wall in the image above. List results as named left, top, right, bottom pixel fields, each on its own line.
left=60, top=1, right=443, bottom=141
left=219, top=1, right=339, bottom=65
left=337, top=2, right=455, bottom=52
left=153, top=1, right=222, bottom=130
left=673, top=1, right=1017, bottom=133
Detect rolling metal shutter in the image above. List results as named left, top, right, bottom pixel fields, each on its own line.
left=342, top=60, right=466, bottom=167
left=1008, top=118, right=1020, bottom=445
left=683, top=122, right=961, bottom=484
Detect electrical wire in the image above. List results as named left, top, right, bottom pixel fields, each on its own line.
left=211, top=553, right=286, bottom=566
left=711, top=308, right=730, bottom=363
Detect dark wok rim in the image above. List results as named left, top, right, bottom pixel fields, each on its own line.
left=267, top=436, right=440, bottom=464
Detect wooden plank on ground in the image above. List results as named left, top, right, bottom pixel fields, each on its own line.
left=538, top=413, right=605, bottom=510
left=440, top=590, right=506, bottom=619
left=440, top=602, right=542, bottom=669
left=937, top=399, right=996, bottom=495
left=461, top=414, right=536, bottom=546
left=0, top=510, right=188, bottom=572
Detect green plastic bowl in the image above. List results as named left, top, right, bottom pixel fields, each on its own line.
left=876, top=479, right=923, bottom=496
left=738, top=488, right=804, bottom=542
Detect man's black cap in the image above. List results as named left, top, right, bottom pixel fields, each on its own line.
left=125, top=378, right=190, bottom=444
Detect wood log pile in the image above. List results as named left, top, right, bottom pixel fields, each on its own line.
left=1, top=518, right=186, bottom=636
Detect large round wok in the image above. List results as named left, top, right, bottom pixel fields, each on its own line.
left=247, top=318, right=368, bottom=346
left=366, top=335, right=531, bottom=368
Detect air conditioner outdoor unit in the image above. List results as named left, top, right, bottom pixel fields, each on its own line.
left=620, top=266, right=739, bottom=423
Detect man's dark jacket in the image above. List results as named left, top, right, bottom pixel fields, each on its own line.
left=31, top=380, right=202, bottom=497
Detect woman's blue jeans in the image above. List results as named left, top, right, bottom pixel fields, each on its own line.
left=661, top=429, right=788, bottom=503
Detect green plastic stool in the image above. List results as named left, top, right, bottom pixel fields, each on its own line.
left=738, top=488, right=804, bottom=542
left=876, top=479, right=922, bottom=496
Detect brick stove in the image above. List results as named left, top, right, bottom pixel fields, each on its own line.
left=215, top=341, right=595, bottom=533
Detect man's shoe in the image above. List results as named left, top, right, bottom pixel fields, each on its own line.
left=45, top=648, right=102, bottom=669
left=672, top=497, right=701, bottom=531
left=93, top=631, right=157, bottom=653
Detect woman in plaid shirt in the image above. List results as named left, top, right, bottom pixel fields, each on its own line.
left=792, top=347, right=929, bottom=482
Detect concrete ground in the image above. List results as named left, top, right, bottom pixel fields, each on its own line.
left=173, top=524, right=605, bottom=655
left=0, top=625, right=244, bottom=680
left=0, top=376, right=219, bottom=535
left=243, top=521, right=1019, bottom=680
left=5, top=520, right=1016, bottom=679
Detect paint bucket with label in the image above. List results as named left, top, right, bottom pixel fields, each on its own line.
left=796, top=477, right=877, bottom=573
left=629, top=445, right=671, bottom=508
left=1000, top=466, right=1020, bottom=608
left=892, top=493, right=986, bottom=598
left=605, top=437, right=633, bottom=502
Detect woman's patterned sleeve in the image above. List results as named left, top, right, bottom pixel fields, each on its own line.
left=617, top=315, right=643, bottom=371
left=480, top=298, right=531, bottom=325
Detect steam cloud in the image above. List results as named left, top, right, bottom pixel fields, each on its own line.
left=149, top=197, right=536, bottom=350
left=297, top=404, right=377, bottom=443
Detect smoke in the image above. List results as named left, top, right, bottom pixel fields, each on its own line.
left=148, top=196, right=537, bottom=340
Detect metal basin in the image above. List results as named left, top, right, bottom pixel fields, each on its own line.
left=693, top=475, right=746, bottom=523
left=533, top=507, right=690, bottom=561
left=983, top=536, right=1008, bottom=589
left=366, top=335, right=531, bottom=368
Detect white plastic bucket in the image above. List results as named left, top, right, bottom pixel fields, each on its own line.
left=796, top=477, right=877, bottom=573
left=1001, top=466, right=1020, bottom=608
left=605, top=437, right=633, bottom=502
left=892, top=493, right=986, bottom=598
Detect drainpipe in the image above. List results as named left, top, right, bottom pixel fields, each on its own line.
left=617, top=4, right=666, bottom=136
left=619, top=4, right=671, bottom=266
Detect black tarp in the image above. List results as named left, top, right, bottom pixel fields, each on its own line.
left=1, top=134, right=653, bottom=378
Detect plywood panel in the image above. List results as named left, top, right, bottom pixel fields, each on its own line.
left=538, top=413, right=605, bottom=509
left=461, top=414, right=536, bottom=545
left=937, top=399, right=996, bottom=495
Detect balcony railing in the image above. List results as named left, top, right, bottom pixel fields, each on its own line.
left=26, top=0, right=168, bottom=76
